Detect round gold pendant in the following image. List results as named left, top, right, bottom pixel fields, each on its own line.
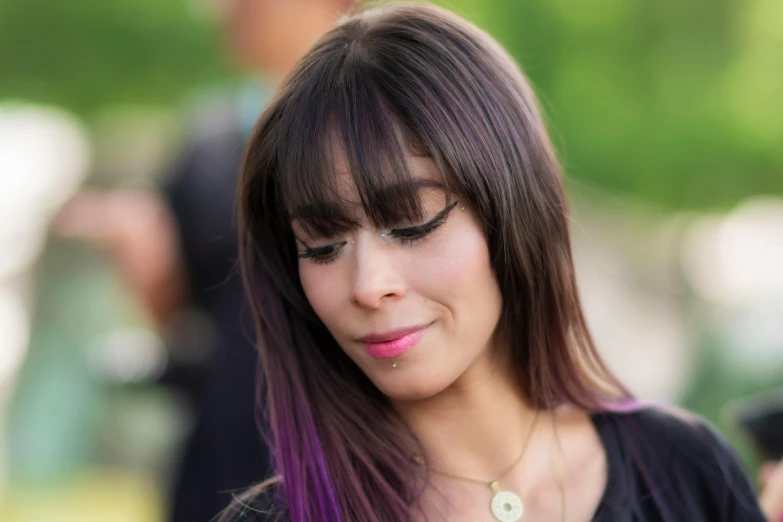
left=490, top=490, right=524, bottom=522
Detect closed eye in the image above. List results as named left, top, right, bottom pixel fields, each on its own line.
left=296, top=201, right=459, bottom=264
left=297, top=241, right=347, bottom=264
left=389, top=201, right=458, bottom=244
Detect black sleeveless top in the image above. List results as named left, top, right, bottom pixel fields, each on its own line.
left=221, top=407, right=767, bottom=521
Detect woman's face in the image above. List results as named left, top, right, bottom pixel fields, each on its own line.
left=292, top=156, right=504, bottom=401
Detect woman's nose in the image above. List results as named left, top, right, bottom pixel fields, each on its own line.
left=350, top=233, right=406, bottom=309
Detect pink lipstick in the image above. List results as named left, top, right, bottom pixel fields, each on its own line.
left=358, top=325, right=427, bottom=359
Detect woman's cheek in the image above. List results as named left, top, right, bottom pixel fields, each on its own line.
left=405, top=225, right=493, bottom=299
left=299, top=262, right=340, bottom=323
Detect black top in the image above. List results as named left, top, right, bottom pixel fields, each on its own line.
left=220, top=407, right=767, bottom=521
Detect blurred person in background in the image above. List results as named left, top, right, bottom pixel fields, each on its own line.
left=54, top=0, right=356, bottom=520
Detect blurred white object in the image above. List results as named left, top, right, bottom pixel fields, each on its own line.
left=0, top=102, right=91, bottom=497
left=0, top=103, right=91, bottom=281
left=683, top=197, right=783, bottom=306
left=0, top=287, right=30, bottom=386
left=682, top=197, right=783, bottom=375
left=570, top=193, right=692, bottom=402
left=0, top=102, right=90, bottom=380
left=88, top=328, right=166, bottom=383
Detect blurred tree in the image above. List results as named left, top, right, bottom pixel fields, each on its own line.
left=444, top=0, right=783, bottom=208
left=0, top=0, right=780, bottom=207
left=0, top=0, right=228, bottom=118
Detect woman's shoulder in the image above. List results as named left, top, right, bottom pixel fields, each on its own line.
left=594, top=403, right=739, bottom=463
left=593, top=403, right=751, bottom=479
left=596, top=403, right=707, bottom=440
left=213, top=477, right=285, bottom=522
left=593, top=403, right=766, bottom=520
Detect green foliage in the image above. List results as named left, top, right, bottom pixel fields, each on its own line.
left=442, top=0, right=783, bottom=208
left=0, top=0, right=228, bottom=116
left=1, top=0, right=780, bottom=207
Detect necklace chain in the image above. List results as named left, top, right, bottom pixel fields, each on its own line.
left=413, top=409, right=567, bottom=522
left=423, top=410, right=539, bottom=486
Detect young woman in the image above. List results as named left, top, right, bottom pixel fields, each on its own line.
left=221, top=3, right=771, bottom=521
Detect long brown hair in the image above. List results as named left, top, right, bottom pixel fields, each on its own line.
left=235, top=3, right=631, bottom=520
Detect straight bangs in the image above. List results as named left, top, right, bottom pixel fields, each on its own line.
left=273, top=49, right=455, bottom=241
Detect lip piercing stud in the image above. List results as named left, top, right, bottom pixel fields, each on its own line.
left=392, top=362, right=398, bottom=368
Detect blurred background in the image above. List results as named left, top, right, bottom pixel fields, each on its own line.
left=0, top=0, right=781, bottom=520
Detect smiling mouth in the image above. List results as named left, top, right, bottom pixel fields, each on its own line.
left=358, top=324, right=429, bottom=359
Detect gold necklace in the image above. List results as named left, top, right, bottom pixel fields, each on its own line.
left=415, top=411, right=553, bottom=522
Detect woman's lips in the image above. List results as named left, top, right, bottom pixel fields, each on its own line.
left=359, top=325, right=428, bottom=359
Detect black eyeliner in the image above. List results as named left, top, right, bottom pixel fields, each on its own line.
left=390, top=201, right=459, bottom=235
left=296, top=201, right=459, bottom=260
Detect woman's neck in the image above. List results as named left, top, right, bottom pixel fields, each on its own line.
left=392, top=348, right=538, bottom=481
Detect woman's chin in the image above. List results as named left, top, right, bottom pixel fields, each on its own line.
left=371, top=368, right=452, bottom=403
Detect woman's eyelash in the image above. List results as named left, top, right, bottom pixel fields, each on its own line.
left=390, top=217, right=446, bottom=243
left=298, top=201, right=458, bottom=263
left=298, top=242, right=344, bottom=264
left=390, top=201, right=458, bottom=243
